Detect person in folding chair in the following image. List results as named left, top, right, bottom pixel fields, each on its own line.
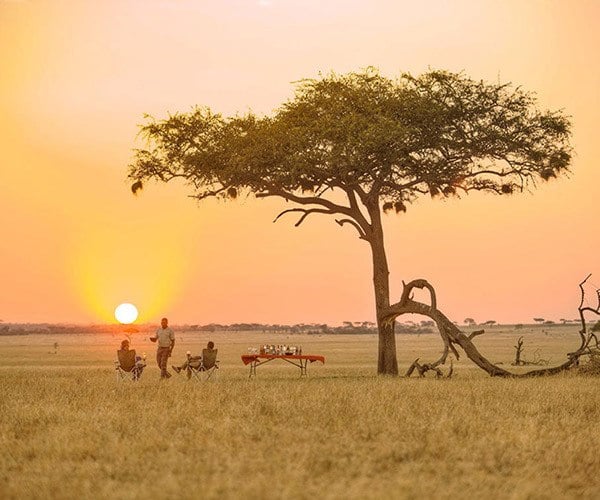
left=115, top=339, right=146, bottom=382
left=173, top=341, right=219, bottom=381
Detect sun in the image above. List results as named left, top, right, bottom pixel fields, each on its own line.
left=114, top=303, right=138, bottom=324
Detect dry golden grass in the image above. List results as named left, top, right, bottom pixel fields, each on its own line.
left=1, top=326, right=599, bottom=499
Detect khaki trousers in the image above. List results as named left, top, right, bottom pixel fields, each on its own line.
left=156, top=346, right=171, bottom=377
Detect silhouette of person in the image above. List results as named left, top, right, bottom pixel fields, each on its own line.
left=150, top=317, right=175, bottom=379
left=173, top=341, right=215, bottom=379
left=117, top=339, right=146, bottom=380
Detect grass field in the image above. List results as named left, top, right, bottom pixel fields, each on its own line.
left=1, top=326, right=599, bottom=499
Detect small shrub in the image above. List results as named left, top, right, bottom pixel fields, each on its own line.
left=578, top=351, right=600, bottom=375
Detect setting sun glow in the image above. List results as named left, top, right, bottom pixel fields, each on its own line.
left=114, top=303, right=138, bottom=324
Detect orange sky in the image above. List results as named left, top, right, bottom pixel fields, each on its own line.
left=1, top=0, right=599, bottom=325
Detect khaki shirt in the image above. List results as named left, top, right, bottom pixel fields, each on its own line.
left=154, top=327, right=175, bottom=348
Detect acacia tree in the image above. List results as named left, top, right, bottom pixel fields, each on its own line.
left=128, top=69, right=571, bottom=375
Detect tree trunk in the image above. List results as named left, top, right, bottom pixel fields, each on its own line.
left=376, top=320, right=398, bottom=375
left=368, top=204, right=398, bottom=375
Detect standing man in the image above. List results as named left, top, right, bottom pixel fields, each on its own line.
left=151, top=317, right=175, bottom=379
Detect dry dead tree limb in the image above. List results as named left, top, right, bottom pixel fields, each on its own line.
left=405, top=358, right=420, bottom=377
left=511, top=337, right=548, bottom=366
left=468, top=329, right=485, bottom=340
left=529, top=348, right=549, bottom=366
left=512, top=336, right=525, bottom=366
left=385, top=276, right=600, bottom=378
left=404, top=358, right=446, bottom=378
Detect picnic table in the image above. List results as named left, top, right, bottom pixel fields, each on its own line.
left=241, top=353, right=325, bottom=378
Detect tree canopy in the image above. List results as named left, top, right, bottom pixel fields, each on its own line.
left=129, top=69, right=571, bottom=231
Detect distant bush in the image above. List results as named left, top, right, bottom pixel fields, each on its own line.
left=578, top=352, right=600, bottom=376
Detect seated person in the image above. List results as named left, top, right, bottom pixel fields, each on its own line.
left=173, top=341, right=215, bottom=377
left=117, top=339, right=146, bottom=380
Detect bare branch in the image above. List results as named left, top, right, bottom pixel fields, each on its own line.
left=342, top=186, right=372, bottom=231
left=404, top=358, right=444, bottom=378
left=257, top=187, right=354, bottom=218
left=405, top=358, right=420, bottom=377
left=259, top=186, right=373, bottom=239
left=396, top=279, right=437, bottom=310
left=273, top=207, right=334, bottom=227
left=383, top=277, right=595, bottom=378
left=335, top=218, right=368, bottom=240
left=468, top=329, right=485, bottom=340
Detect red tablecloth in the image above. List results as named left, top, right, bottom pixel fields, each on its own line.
left=241, top=354, right=325, bottom=365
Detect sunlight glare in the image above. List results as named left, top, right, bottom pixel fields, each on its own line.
left=115, top=303, right=138, bottom=324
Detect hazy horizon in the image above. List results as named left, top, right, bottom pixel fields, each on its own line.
left=0, top=317, right=584, bottom=329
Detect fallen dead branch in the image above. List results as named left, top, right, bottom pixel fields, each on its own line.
left=384, top=275, right=600, bottom=378
left=405, top=358, right=453, bottom=378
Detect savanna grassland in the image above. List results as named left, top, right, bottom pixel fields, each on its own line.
left=1, top=326, right=599, bottom=500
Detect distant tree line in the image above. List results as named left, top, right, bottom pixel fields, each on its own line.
left=187, top=322, right=380, bottom=335
left=0, top=320, right=430, bottom=335
left=2, top=318, right=593, bottom=336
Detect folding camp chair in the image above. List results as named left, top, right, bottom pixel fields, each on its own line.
left=189, top=348, right=219, bottom=381
left=115, top=350, right=145, bottom=382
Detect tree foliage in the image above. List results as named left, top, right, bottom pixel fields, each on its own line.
left=129, top=69, right=571, bottom=232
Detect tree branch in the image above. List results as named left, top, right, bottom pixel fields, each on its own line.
left=335, top=218, right=368, bottom=240
left=187, top=186, right=228, bottom=201
left=256, top=187, right=354, bottom=217
left=383, top=277, right=595, bottom=378
left=468, top=329, right=485, bottom=340
left=342, top=186, right=372, bottom=231
left=396, top=279, right=437, bottom=310
left=258, top=185, right=373, bottom=240
left=576, top=273, right=600, bottom=352
left=273, top=207, right=334, bottom=227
